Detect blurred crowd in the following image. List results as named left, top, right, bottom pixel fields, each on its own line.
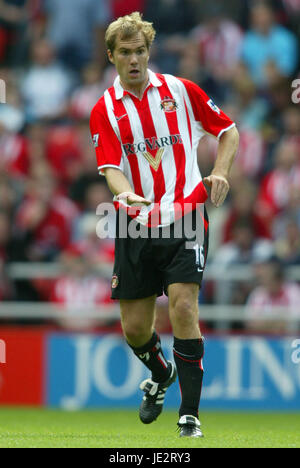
left=0, top=0, right=300, bottom=334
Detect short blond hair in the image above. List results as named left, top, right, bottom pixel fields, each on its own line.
left=105, top=12, right=156, bottom=53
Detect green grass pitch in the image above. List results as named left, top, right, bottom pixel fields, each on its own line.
left=0, top=408, right=299, bottom=448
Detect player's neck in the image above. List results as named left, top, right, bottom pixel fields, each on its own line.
left=120, top=74, right=150, bottom=100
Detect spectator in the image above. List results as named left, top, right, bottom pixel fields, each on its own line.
left=281, top=106, right=300, bottom=150
left=71, top=179, right=115, bottom=268
left=73, top=180, right=114, bottom=242
left=210, top=218, right=274, bottom=304
left=283, top=0, right=300, bottom=33
left=0, top=210, right=14, bottom=300
left=282, top=186, right=300, bottom=230
left=274, top=217, right=300, bottom=265
left=289, top=187, right=300, bottom=225
left=21, top=39, right=74, bottom=122
left=73, top=213, right=115, bottom=267
left=223, top=181, right=272, bottom=243
left=269, top=183, right=300, bottom=251
left=42, top=0, right=111, bottom=71
left=144, top=0, right=197, bottom=74
left=246, top=258, right=300, bottom=333
left=177, top=43, right=201, bottom=84
left=28, top=159, right=79, bottom=226
left=197, top=102, right=266, bottom=180
left=186, top=5, right=244, bottom=101
left=0, top=119, right=29, bottom=178
left=50, top=244, right=114, bottom=330
left=145, top=0, right=196, bottom=35
left=46, top=124, right=83, bottom=187
left=283, top=0, right=300, bottom=13
left=230, top=64, right=269, bottom=131
left=225, top=101, right=266, bottom=178
left=25, top=122, right=47, bottom=167
left=239, top=0, right=288, bottom=29
left=262, top=77, right=294, bottom=151
left=70, top=62, right=108, bottom=120
left=0, top=174, right=20, bottom=214
left=190, top=5, right=244, bottom=81
left=257, top=139, right=300, bottom=222
left=0, top=0, right=29, bottom=66
left=14, top=170, right=71, bottom=261
left=241, top=1, right=298, bottom=87
left=0, top=67, right=25, bottom=132
left=0, top=209, right=11, bottom=252
left=68, top=121, right=113, bottom=204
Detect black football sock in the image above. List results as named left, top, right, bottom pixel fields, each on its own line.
left=128, top=331, right=171, bottom=383
left=173, top=336, right=204, bottom=418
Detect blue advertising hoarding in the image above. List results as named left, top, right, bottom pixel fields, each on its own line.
left=46, top=334, right=300, bottom=410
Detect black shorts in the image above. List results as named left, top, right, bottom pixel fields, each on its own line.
left=111, top=207, right=209, bottom=300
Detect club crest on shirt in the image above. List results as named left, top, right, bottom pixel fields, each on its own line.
left=160, top=96, right=178, bottom=113
left=207, top=99, right=221, bottom=114
left=111, top=274, right=119, bottom=289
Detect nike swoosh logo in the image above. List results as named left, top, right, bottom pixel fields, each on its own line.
left=116, top=113, right=128, bottom=121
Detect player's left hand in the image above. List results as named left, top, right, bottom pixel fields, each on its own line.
left=203, top=174, right=230, bottom=208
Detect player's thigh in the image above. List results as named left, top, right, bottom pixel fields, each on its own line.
left=120, top=294, right=157, bottom=333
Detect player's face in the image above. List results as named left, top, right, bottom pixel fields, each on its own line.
left=108, top=32, right=150, bottom=94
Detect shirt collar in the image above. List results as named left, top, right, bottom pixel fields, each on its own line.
left=114, top=69, right=163, bottom=100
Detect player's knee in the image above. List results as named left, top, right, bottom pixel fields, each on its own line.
left=169, top=297, right=198, bottom=329
left=122, top=321, right=150, bottom=344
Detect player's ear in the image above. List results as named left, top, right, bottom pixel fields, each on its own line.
left=107, top=50, right=114, bottom=64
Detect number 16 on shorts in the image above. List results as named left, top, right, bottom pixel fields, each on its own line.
left=193, top=243, right=205, bottom=272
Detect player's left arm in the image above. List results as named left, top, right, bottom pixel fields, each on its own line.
left=178, top=78, right=239, bottom=208
left=203, top=126, right=239, bottom=208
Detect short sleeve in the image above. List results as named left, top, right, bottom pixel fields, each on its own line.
left=90, top=103, right=123, bottom=176
left=179, top=78, right=236, bottom=139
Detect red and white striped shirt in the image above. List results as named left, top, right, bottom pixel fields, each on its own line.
left=90, top=69, right=235, bottom=226
left=191, top=20, right=244, bottom=71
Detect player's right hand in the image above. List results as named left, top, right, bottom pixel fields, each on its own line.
left=116, top=192, right=152, bottom=206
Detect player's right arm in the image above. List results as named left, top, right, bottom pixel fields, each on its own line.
left=90, top=101, right=151, bottom=206
left=103, top=168, right=151, bottom=206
